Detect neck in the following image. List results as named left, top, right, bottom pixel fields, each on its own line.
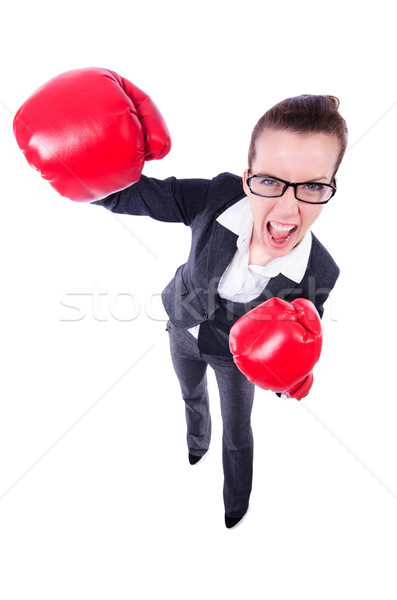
left=248, top=236, right=273, bottom=267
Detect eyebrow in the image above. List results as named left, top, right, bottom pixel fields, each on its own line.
left=307, top=175, right=329, bottom=182
left=262, top=173, right=330, bottom=183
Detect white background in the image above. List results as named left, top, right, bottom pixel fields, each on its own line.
left=1, top=1, right=397, bottom=598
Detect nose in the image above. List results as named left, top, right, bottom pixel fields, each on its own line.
left=273, top=185, right=299, bottom=219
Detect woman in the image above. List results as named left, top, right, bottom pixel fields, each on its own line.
left=92, top=95, right=347, bottom=528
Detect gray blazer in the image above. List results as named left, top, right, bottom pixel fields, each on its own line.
left=93, top=172, right=340, bottom=335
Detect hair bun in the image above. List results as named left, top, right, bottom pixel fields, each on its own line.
left=326, top=95, right=340, bottom=111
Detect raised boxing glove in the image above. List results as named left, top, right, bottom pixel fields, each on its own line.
left=13, top=67, right=171, bottom=201
left=229, top=297, right=322, bottom=399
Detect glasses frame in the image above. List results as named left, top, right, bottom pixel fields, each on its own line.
left=246, top=173, right=337, bottom=205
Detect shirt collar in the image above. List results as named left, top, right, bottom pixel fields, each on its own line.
left=216, top=196, right=312, bottom=283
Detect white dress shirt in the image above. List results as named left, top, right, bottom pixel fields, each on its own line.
left=187, top=196, right=312, bottom=340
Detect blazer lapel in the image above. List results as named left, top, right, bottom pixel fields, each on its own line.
left=206, top=220, right=239, bottom=288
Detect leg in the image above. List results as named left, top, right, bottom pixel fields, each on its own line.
left=207, top=354, right=255, bottom=519
left=166, top=321, right=211, bottom=457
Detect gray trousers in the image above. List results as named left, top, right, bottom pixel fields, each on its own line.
left=166, top=320, right=255, bottom=519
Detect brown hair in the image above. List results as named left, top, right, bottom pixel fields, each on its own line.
left=248, top=95, right=348, bottom=179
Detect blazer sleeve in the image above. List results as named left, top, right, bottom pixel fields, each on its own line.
left=90, top=174, right=212, bottom=226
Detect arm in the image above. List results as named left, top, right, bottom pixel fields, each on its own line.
left=91, top=174, right=212, bottom=226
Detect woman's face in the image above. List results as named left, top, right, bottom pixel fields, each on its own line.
left=243, top=128, right=341, bottom=266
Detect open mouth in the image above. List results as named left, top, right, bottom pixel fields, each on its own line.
left=266, top=220, right=298, bottom=247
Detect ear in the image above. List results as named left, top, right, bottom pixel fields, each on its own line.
left=242, top=169, right=250, bottom=196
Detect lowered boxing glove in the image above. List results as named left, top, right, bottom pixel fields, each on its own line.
left=229, top=297, right=322, bottom=397
left=13, top=67, right=171, bottom=201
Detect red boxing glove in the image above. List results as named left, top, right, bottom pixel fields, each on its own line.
left=13, top=67, right=171, bottom=202
left=229, top=298, right=322, bottom=398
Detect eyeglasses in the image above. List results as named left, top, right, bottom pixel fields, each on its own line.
left=246, top=173, right=337, bottom=204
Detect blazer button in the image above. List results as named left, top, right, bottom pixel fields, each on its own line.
left=203, top=312, right=208, bottom=319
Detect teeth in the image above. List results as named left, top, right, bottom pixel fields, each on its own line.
left=269, top=221, right=296, bottom=232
